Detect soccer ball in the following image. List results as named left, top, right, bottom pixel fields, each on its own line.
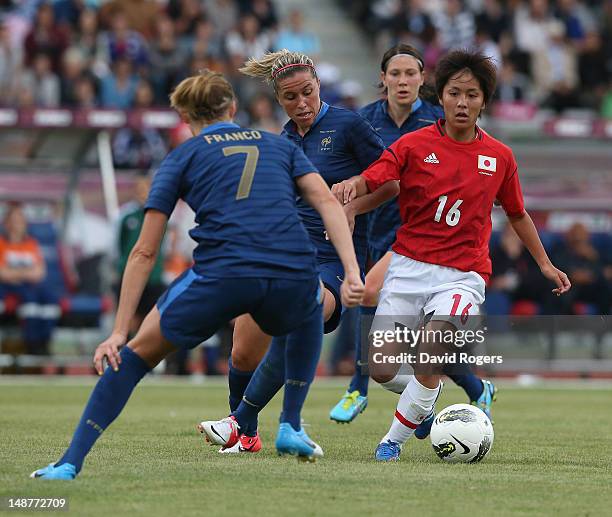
left=430, top=403, right=494, bottom=463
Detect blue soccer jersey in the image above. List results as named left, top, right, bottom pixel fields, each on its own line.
left=282, top=103, right=385, bottom=268
left=145, top=121, right=318, bottom=279
left=359, top=98, right=443, bottom=256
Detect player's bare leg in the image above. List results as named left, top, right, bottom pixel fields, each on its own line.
left=362, top=251, right=393, bottom=307
left=375, top=320, right=447, bottom=461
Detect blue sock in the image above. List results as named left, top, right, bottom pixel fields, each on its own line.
left=445, top=363, right=484, bottom=402
left=233, top=337, right=285, bottom=436
left=282, top=304, right=323, bottom=431
left=348, top=305, right=376, bottom=396
left=56, top=347, right=150, bottom=472
left=228, top=358, right=254, bottom=412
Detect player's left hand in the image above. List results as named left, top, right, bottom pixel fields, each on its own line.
left=93, top=333, right=127, bottom=375
left=341, top=269, right=365, bottom=307
left=541, top=263, right=571, bottom=296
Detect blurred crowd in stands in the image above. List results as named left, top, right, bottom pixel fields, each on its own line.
left=342, top=0, right=612, bottom=115
left=0, top=1, right=330, bottom=133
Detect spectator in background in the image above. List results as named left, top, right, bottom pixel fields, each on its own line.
left=112, top=80, right=168, bottom=168
left=475, top=0, right=510, bottom=43
left=99, top=0, right=159, bottom=40
left=53, top=0, right=88, bottom=33
left=531, top=20, right=579, bottom=111
left=115, top=174, right=167, bottom=337
left=394, top=0, right=435, bottom=51
left=494, top=60, right=532, bottom=102
left=274, top=9, right=320, bottom=58
left=167, top=0, right=205, bottom=41
left=60, top=46, right=86, bottom=105
left=489, top=223, right=547, bottom=312
left=551, top=222, right=611, bottom=314
left=73, top=72, right=99, bottom=107
left=578, top=31, right=609, bottom=109
left=514, top=0, right=556, bottom=56
left=184, top=16, right=225, bottom=63
left=555, top=0, right=595, bottom=46
left=100, top=56, right=138, bottom=108
left=149, top=14, right=189, bottom=104
left=473, top=21, right=502, bottom=69
left=100, top=10, right=148, bottom=68
left=72, top=8, right=108, bottom=78
left=24, top=2, right=69, bottom=74
left=19, top=51, right=61, bottom=107
left=204, top=0, right=239, bottom=35
left=246, top=92, right=282, bottom=133
left=0, top=20, right=21, bottom=105
left=226, top=13, right=271, bottom=60
left=247, top=0, right=278, bottom=32
left=0, top=203, right=59, bottom=355
left=431, top=0, right=475, bottom=51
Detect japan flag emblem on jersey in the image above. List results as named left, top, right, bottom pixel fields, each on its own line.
left=478, top=155, right=496, bottom=176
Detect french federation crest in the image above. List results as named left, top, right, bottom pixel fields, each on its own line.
left=320, top=135, right=333, bottom=152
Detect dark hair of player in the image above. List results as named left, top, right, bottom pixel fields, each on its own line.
left=169, top=70, right=235, bottom=123
left=434, top=49, right=497, bottom=105
left=379, top=44, right=438, bottom=105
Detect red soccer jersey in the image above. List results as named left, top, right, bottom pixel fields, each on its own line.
left=362, top=120, right=525, bottom=280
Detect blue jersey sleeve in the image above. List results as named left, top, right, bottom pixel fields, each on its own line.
left=349, top=114, right=385, bottom=171
left=291, top=143, right=318, bottom=179
left=144, top=146, right=189, bottom=216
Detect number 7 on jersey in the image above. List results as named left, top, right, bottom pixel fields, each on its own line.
left=223, top=145, right=260, bottom=200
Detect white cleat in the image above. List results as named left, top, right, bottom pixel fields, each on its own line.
left=197, top=416, right=240, bottom=449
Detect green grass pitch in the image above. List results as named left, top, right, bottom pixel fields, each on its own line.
left=1, top=379, right=611, bottom=516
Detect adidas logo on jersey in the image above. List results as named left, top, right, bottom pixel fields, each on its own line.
left=423, top=153, right=439, bottom=164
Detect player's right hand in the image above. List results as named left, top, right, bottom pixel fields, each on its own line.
left=341, top=269, right=365, bottom=308
left=331, top=178, right=358, bottom=205
left=93, top=333, right=127, bottom=375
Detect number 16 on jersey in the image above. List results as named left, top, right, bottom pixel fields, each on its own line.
left=434, top=195, right=463, bottom=227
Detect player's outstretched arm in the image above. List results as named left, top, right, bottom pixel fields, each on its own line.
left=342, top=180, right=399, bottom=222
left=509, top=211, right=571, bottom=296
left=296, top=172, right=364, bottom=307
left=94, top=209, right=168, bottom=374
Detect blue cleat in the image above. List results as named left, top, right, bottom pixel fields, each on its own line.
left=329, top=390, right=368, bottom=423
left=472, top=379, right=497, bottom=421
left=375, top=440, right=401, bottom=462
left=296, top=428, right=324, bottom=458
left=414, top=411, right=435, bottom=440
left=276, top=423, right=317, bottom=462
left=30, top=463, right=77, bottom=480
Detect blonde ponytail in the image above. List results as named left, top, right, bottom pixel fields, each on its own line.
left=239, top=49, right=316, bottom=91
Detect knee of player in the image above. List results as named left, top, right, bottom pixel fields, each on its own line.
left=231, top=347, right=259, bottom=371
left=371, top=371, right=395, bottom=385
left=361, top=284, right=379, bottom=307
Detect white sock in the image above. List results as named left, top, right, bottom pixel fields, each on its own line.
left=381, top=377, right=441, bottom=445
left=380, top=373, right=411, bottom=394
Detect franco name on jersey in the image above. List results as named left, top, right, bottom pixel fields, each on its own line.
left=203, top=130, right=263, bottom=144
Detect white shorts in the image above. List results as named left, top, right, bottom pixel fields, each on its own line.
left=372, top=253, right=486, bottom=333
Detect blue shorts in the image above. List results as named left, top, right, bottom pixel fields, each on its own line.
left=157, top=269, right=323, bottom=349
left=319, top=260, right=365, bottom=334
